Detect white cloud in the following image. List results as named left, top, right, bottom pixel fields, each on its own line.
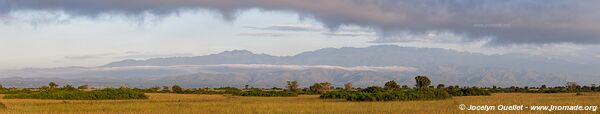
left=237, top=32, right=286, bottom=37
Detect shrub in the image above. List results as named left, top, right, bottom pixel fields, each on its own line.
left=346, top=89, right=451, bottom=101
left=3, top=88, right=148, bottom=100
left=235, top=90, right=297, bottom=97
left=415, top=76, right=431, bottom=89
left=361, top=86, right=385, bottom=93
left=446, top=87, right=491, bottom=96
left=320, top=91, right=357, bottom=99
left=77, top=85, right=89, bottom=90
left=0, top=89, right=33, bottom=94
left=171, top=85, right=184, bottom=93
left=189, top=87, right=242, bottom=95
left=321, top=89, right=451, bottom=101
left=296, top=89, right=321, bottom=95
left=384, top=80, right=400, bottom=90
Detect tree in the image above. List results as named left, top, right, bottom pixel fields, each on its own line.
left=49, top=82, right=59, bottom=89
left=384, top=80, right=400, bottom=90
left=540, top=85, right=547, bottom=89
left=61, top=85, right=77, bottom=91
left=286, top=81, right=299, bottom=91
left=310, top=83, right=323, bottom=92
left=172, top=85, right=184, bottom=93
left=320, top=82, right=332, bottom=91
left=309, top=82, right=332, bottom=92
left=437, top=84, right=445, bottom=89
left=244, top=85, right=250, bottom=90
left=162, top=86, right=170, bottom=92
left=402, top=85, right=409, bottom=89
left=0, top=84, right=3, bottom=90
left=344, top=82, right=353, bottom=90
left=149, top=86, right=160, bottom=92
left=566, top=82, right=578, bottom=91
left=77, top=85, right=89, bottom=90
left=362, top=86, right=385, bottom=93
left=415, top=76, right=431, bottom=89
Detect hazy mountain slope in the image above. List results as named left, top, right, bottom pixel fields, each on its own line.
left=104, top=45, right=599, bottom=75
left=0, top=65, right=583, bottom=88
left=2, top=45, right=598, bottom=88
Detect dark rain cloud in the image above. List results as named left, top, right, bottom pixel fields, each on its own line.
left=1, top=0, right=599, bottom=45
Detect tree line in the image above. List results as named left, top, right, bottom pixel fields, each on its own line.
left=1, top=75, right=598, bottom=100
left=3, top=83, right=147, bottom=100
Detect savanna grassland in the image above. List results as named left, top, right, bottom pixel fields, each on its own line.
left=0, top=93, right=599, bottom=114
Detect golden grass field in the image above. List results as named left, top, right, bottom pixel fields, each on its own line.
left=0, top=93, right=599, bottom=114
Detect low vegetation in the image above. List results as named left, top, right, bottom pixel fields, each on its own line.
left=2, top=93, right=599, bottom=113
left=3, top=87, right=147, bottom=100
left=0, top=88, right=33, bottom=94
left=445, top=86, right=491, bottom=96
left=321, top=76, right=453, bottom=101
left=346, top=89, right=451, bottom=101
left=2, top=75, right=599, bottom=101
left=235, top=90, right=297, bottom=97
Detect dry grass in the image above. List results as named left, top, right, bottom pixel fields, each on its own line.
left=0, top=93, right=599, bottom=114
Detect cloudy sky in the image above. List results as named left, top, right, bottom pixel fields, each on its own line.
left=1, top=0, right=600, bottom=69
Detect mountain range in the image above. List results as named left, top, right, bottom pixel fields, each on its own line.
left=1, top=45, right=598, bottom=88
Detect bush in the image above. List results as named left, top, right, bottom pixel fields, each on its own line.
left=0, top=89, right=33, bottom=94
left=189, top=87, right=242, bottom=95
left=235, top=90, right=297, bottom=97
left=3, top=88, right=148, bottom=100
left=350, top=89, right=450, bottom=101
left=446, top=87, right=491, bottom=96
left=296, top=89, right=321, bottom=95
left=361, top=86, right=386, bottom=93
left=320, top=91, right=357, bottom=99
left=321, top=89, right=451, bottom=101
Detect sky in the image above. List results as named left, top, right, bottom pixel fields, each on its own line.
left=1, top=0, right=599, bottom=69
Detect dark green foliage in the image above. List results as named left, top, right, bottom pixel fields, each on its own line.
left=437, top=84, right=445, bottom=89
left=3, top=88, right=148, bottom=100
left=171, top=85, right=184, bottom=93
left=0, top=88, right=33, bottom=94
left=384, top=80, right=400, bottom=90
left=60, top=85, right=78, bottom=91
left=296, top=88, right=321, bottom=95
left=77, top=85, right=89, bottom=90
left=235, top=90, right=297, bottom=97
left=321, top=89, right=451, bottom=101
left=320, top=91, right=357, bottom=99
left=446, top=87, right=491, bottom=96
left=415, top=76, right=431, bottom=89
left=48, top=82, right=58, bottom=88
left=361, top=86, right=385, bottom=93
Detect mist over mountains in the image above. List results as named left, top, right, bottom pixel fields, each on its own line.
left=2, top=45, right=598, bottom=88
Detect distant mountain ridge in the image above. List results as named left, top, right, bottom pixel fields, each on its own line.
left=103, top=45, right=598, bottom=75
left=1, top=45, right=598, bottom=88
